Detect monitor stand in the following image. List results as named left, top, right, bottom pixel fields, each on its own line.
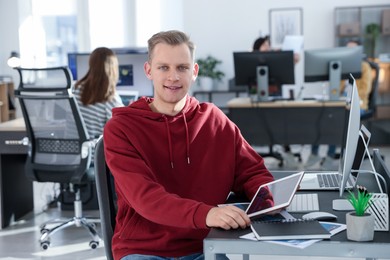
left=328, top=60, right=341, bottom=101
left=256, top=65, right=269, bottom=102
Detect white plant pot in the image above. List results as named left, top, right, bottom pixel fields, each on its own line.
left=199, top=77, right=214, bottom=91
left=346, top=212, right=375, bottom=241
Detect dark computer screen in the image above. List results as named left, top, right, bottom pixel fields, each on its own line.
left=233, top=51, right=295, bottom=86
left=233, top=51, right=295, bottom=99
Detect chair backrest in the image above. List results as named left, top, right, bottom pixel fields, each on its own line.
left=14, top=67, right=93, bottom=184
left=362, top=60, right=380, bottom=120
left=94, top=137, right=116, bottom=260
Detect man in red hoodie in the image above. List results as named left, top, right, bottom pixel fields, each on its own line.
left=104, top=30, right=274, bottom=260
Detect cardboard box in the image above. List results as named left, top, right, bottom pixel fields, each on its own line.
left=338, top=23, right=360, bottom=36
left=382, top=9, right=390, bottom=35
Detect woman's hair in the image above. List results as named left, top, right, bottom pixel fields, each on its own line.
left=147, top=30, right=195, bottom=62
left=252, top=35, right=270, bottom=51
left=74, top=47, right=119, bottom=105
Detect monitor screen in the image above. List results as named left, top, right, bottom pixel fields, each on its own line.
left=351, top=124, right=371, bottom=172
left=233, top=51, right=295, bottom=99
left=339, top=75, right=361, bottom=197
left=305, top=46, right=362, bottom=101
left=373, top=149, right=390, bottom=195
left=67, top=50, right=153, bottom=97
left=304, top=46, right=362, bottom=82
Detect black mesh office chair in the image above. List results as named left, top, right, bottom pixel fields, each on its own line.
left=14, top=67, right=100, bottom=250
left=94, top=137, right=116, bottom=260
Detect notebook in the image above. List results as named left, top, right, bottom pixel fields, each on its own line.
left=251, top=218, right=331, bottom=240
left=300, top=124, right=371, bottom=191
left=246, top=171, right=304, bottom=218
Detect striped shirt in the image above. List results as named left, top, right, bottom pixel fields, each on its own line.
left=72, top=86, right=124, bottom=139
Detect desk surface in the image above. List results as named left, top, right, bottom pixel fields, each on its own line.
left=227, top=97, right=346, bottom=108
left=204, top=171, right=390, bottom=260
left=0, top=117, right=25, bottom=131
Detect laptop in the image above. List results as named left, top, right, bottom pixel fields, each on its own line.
left=246, top=171, right=304, bottom=218
left=300, top=124, right=371, bottom=191
left=299, top=77, right=370, bottom=191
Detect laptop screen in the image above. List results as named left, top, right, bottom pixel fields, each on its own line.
left=246, top=171, right=304, bottom=218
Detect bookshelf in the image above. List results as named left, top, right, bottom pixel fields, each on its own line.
left=334, top=5, right=390, bottom=59
left=0, top=79, right=16, bottom=122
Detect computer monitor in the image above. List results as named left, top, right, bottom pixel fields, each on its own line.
left=351, top=124, right=371, bottom=172
left=373, top=149, right=390, bottom=195
left=304, top=46, right=362, bottom=100
left=233, top=51, right=295, bottom=101
left=67, top=49, right=153, bottom=97
left=338, top=75, right=361, bottom=198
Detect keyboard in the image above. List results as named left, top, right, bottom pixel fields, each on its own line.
left=318, top=173, right=340, bottom=188
left=287, top=193, right=320, bottom=213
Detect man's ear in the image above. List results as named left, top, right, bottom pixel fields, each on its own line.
left=144, top=61, right=152, bottom=79
left=192, top=63, right=199, bottom=81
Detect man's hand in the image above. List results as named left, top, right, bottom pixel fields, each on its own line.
left=206, top=206, right=251, bottom=230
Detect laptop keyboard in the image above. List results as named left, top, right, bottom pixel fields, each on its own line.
left=287, top=193, right=320, bottom=213
left=318, top=173, right=340, bottom=188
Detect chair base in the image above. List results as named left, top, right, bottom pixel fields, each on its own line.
left=39, top=216, right=101, bottom=250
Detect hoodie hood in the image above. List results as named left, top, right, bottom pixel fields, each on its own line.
left=112, top=95, right=198, bottom=168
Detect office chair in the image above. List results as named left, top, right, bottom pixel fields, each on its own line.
left=94, top=137, right=116, bottom=260
left=361, top=60, right=380, bottom=121
left=14, top=67, right=100, bottom=250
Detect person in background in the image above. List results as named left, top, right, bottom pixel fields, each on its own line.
left=306, top=40, right=373, bottom=170
left=104, top=30, right=274, bottom=260
left=73, top=47, right=124, bottom=141
left=252, top=35, right=301, bottom=170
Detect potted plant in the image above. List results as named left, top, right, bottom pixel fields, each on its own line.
left=196, top=55, right=225, bottom=91
left=365, top=23, right=381, bottom=59
left=345, top=185, right=374, bottom=241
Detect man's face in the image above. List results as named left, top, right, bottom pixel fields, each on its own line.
left=144, top=43, right=198, bottom=105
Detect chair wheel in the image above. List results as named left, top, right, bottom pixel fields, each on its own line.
left=40, top=228, right=50, bottom=234
left=41, top=241, right=50, bottom=250
left=89, top=240, right=99, bottom=249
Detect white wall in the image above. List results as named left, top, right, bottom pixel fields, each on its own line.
left=1, top=0, right=390, bottom=90
left=182, top=0, right=390, bottom=90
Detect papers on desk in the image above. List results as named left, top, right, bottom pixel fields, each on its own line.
left=240, top=211, right=346, bottom=249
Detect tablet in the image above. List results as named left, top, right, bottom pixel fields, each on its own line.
left=246, top=171, right=305, bottom=218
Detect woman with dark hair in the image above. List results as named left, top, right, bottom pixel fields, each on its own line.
left=73, top=47, right=124, bottom=140
left=252, top=35, right=271, bottom=51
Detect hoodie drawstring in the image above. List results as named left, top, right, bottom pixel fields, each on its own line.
left=182, top=112, right=191, bottom=165
left=163, top=113, right=191, bottom=168
left=163, top=116, right=174, bottom=168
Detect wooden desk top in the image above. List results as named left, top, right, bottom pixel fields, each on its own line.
left=227, top=97, right=346, bottom=108
left=0, top=117, right=26, bottom=131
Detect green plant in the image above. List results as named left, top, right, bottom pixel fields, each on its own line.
left=346, top=185, right=373, bottom=216
left=196, top=55, right=225, bottom=81
left=365, top=23, right=381, bottom=58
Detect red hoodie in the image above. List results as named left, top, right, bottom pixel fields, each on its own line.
left=103, top=95, right=273, bottom=259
